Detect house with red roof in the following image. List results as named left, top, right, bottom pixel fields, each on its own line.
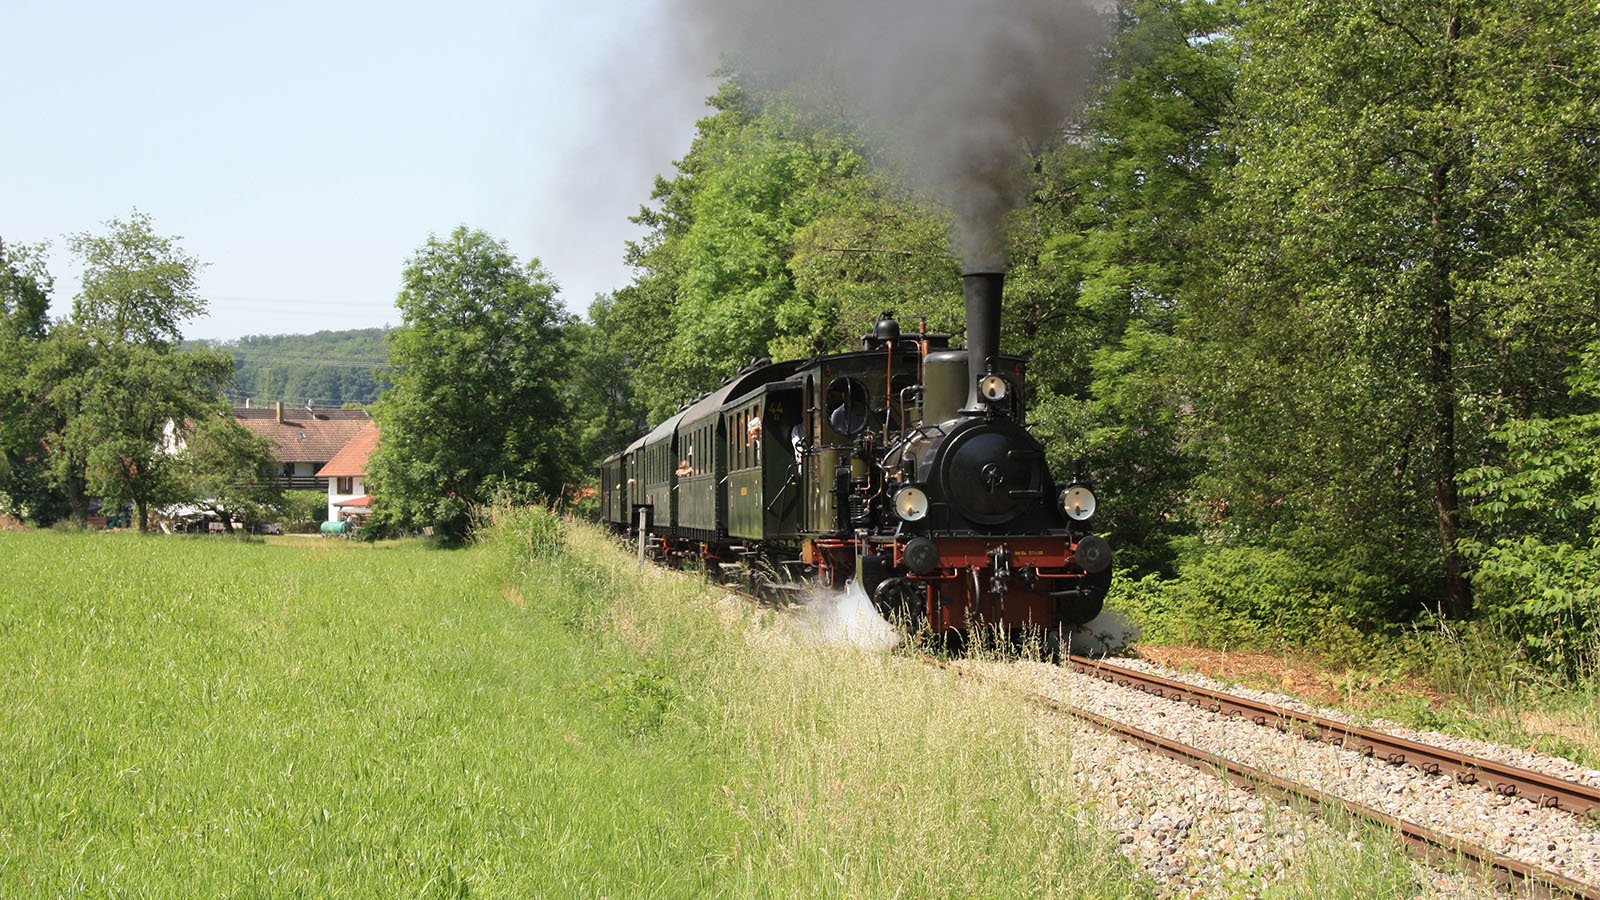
left=316, top=421, right=379, bottom=523
left=234, top=403, right=374, bottom=493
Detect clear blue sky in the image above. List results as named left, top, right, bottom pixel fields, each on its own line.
left=1, top=0, right=710, bottom=340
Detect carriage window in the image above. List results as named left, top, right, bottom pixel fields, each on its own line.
left=825, top=375, right=870, bottom=436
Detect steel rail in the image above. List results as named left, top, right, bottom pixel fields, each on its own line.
left=938, top=659, right=1600, bottom=900
left=680, top=563, right=1599, bottom=898
left=1065, top=657, right=1600, bottom=821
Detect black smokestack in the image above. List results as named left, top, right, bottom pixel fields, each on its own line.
left=961, top=270, right=1003, bottom=413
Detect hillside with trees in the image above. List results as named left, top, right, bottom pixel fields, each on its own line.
left=192, top=328, right=392, bottom=408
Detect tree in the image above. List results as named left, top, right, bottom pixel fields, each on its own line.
left=366, top=227, right=572, bottom=540
left=22, top=214, right=230, bottom=530
left=175, top=414, right=285, bottom=533
left=17, top=327, right=98, bottom=526
left=566, top=294, right=649, bottom=479
left=1181, top=0, right=1600, bottom=618
left=0, top=237, right=51, bottom=340
left=1460, top=342, right=1600, bottom=674
left=1007, top=0, right=1242, bottom=573
left=71, top=341, right=234, bottom=532
left=613, top=81, right=938, bottom=419
left=69, top=211, right=204, bottom=348
left=787, top=184, right=963, bottom=357
left=0, top=238, right=63, bottom=522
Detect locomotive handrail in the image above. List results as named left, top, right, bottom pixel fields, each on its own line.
left=765, top=465, right=800, bottom=514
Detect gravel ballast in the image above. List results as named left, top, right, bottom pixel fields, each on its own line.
left=973, top=656, right=1600, bottom=897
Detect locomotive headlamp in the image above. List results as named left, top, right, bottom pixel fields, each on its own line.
left=893, top=484, right=930, bottom=522
left=1060, top=484, right=1097, bottom=521
left=979, top=374, right=1009, bottom=402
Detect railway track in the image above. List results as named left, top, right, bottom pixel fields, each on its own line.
left=941, top=657, right=1600, bottom=900
left=1065, top=656, right=1600, bottom=822
left=689, top=561, right=1600, bottom=898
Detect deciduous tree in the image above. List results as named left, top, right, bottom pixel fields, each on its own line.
left=0, top=238, right=59, bottom=520
left=22, top=215, right=231, bottom=530
left=367, top=228, right=572, bottom=540
left=69, top=211, right=204, bottom=349
left=73, top=342, right=233, bottom=532
left=1182, top=0, right=1600, bottom=618
left=566, top=294, right=649, bottom=478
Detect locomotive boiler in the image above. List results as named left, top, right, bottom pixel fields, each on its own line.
left=600, top=270, right=1112, bottom=641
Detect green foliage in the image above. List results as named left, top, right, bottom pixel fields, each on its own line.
left=13, top=328, right=96, bottom=525
left=473, top=501, right=566, bottom=570
left=786, top=181, right=963, bottom=358
left=0, top=238, right=67, bottom=523
left=73, top=341, right=235, bottom=532
left=0, top=236, right=51, bottom=341
left=614, top=81, right=964, bottom=420
left=276, top=489, right=327, bottom=532
left=565, top=295, right=647, bottom=477
left=588, top=668, right=679, bottom=736
left=1177, top=0, right=1600, bottom=620
left=367, top=228, right=572, bottom=541
left=9, top=216, right=229, bottom=531
left=68, top=211, right=204, bottom=349
left=1460, top=343, right=1600, bottom=675
left=0, top=453, right=69, bottom=526
left=1112, top=544, right=1362, bottom=651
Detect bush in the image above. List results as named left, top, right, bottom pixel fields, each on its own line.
left=274, top=490, right=327, bottom=533
left=1111, top=542, right=1362, bottom=652
left=1459, top=342, right=1600, bottom=677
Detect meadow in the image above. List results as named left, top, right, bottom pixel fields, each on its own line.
left=0, top=514, right=1452, bottom=898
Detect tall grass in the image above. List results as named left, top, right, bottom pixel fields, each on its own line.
left=0, top=525, right=1147, bottom=897
left=0, top=531, right=739, bottom=897
left=0, top=519, right=1480, bottom=897
left=474, top=505, right=1152, bottom=899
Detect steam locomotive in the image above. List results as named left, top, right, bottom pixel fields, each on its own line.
left=599, top=270, right=1112, bottom=640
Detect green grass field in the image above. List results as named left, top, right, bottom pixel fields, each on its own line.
left=0, top=513, right=1452, bottom=898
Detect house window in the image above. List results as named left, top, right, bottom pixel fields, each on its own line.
left=337, top=476, right=354, bottom=494
left=283, top=462, right=295, bottom=478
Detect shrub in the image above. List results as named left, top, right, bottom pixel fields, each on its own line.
left=1460, top=342, right=1600, bottom=677
left=274, top=489, right=327, bottom=533
left=1111, top=542, right=1361, bottom=652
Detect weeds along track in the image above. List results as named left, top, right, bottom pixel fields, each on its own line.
left=678, top=557, right=1600, bottom=898
left=949, top=656, right=1600, bottom=900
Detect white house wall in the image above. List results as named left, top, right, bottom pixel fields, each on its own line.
left=326, top=476, right=366, bottom=523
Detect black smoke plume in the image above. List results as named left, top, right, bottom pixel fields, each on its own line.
left=671, top=0, right=1104, bottom=269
